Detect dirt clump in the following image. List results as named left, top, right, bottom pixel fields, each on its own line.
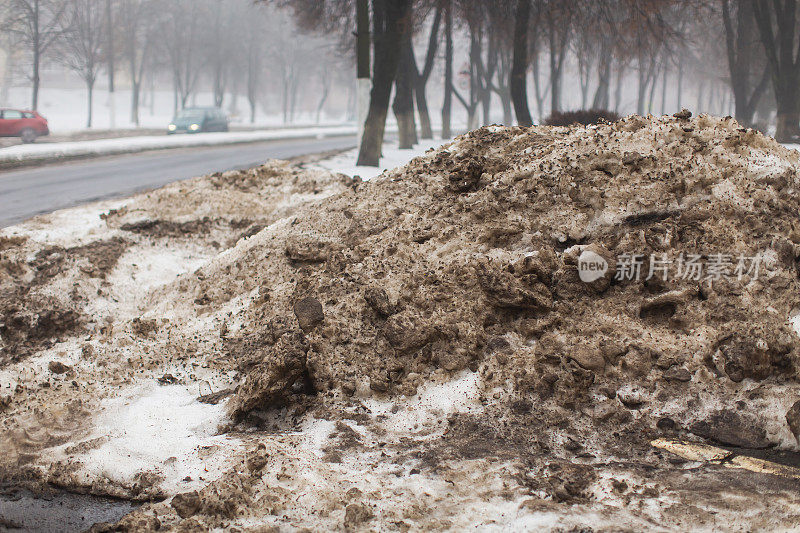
left=31, top=237, right=129, bottom=283
left=0, top=237, right=127, bottom=364
left=0, top=290, right=82, bottom=364
left=119, top=218, right=216, bottom=238
left=230, top=330, right=310, bottom=416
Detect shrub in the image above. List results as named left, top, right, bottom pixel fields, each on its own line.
left=543, top=109, right=621, bottom=127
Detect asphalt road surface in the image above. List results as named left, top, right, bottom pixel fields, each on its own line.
left=0, top=135, right=356, bottom=228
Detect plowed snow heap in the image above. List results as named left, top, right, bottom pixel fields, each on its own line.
left=213, top=113, right=800, bottom=420
left=4, top=113, right=800, bottom=530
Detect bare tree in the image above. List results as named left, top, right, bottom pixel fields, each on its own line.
left=268, top=11, right=307, bottom=123
left=510, top=0, right=533, bottom=125
left=357, top=0, right=412, bottom=166
left=543, top=2, right=571, bottom=114
left=209, top=0, right=236, bottom=107
left=161, top=0, right=204, bottom=112
left=59, top=0, right=103, bottom=127
left=452, top=2, right=484, bottom=130
left=574, top=28, right=595, bottom=108
left=315, top=61, right=331, bottom=123
left=410, top=2, right=442, bottom=139
left=721, top=0, right=769, bottom=127
left=2, top=0, right=69, bottom=110
left=393, top=5, right=417, bottom=149
left=441, top=0, right=453, bottom=138
left=243, top=2, right=269, bottom=123
left=491, top=39, right=513, bottom=124
left=119, top=0, right=153, bottom=125
left=752, top=1, right=800, bottom=140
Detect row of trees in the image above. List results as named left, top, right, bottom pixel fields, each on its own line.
left=1, top=0, right=346, bottom=127
left=5, top=1, right=800, bottom=154
left=275, top=0, right=800, bottom=166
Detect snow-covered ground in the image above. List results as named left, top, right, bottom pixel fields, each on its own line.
left=313, top=137, right=448, bottom=180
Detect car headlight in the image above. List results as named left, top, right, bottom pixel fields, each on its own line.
left=189, top=124, right=200, bottom=131
left=168, top=124, right=176, bottom=131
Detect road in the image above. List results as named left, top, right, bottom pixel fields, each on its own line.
left=0, top=135, right=356, bottom=228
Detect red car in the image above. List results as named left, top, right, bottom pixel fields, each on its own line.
left=0, top=108, right=49, bottom=143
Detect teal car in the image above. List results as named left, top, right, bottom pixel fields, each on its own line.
left=167, top=107, right=229, bottom=134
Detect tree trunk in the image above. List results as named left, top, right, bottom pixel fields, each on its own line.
left=465, top=32, right=481, bottom=130
left=393, top=22, right=416, bottom=148
left=696, top=79, right=704, bottom=112
left=500, top=89, right=512, bottom=124
left=613, top=64, right=624, bottom=113
left=481, top=86, right=491, bottom=125
left=752, top=0, right=800, bottom=140
left=357, top=0, right=411, bottom=166
left=289, top=76, right=299, bottom=122
left=547, top=13, right=568, bottom=115
left=106, top=0, right=115, bottom=129
left=510, top=0, right=532, bottom=126
left=592, top=49, right=611, bottom=109
left=282, top=78, right=289, bottom=123
left=131, top=81, right=140, bottom=125
left=356, top=0, right=371, bottom=144
left=723, top=0, right=769, bottom=127
left=150, top=77, right=155, bottom=115
left=87, top=82, right=94, bottom=128
left=775, top=83, right=800, bottom=140
left=414, top=71, right=433, bottom=139
left=578, top=50, right=592, bottom=108
left=32, top=0, right=40, bottom=111
left=441, top=0, right=453, bottom=139
left=316, top=86, right=329, bottom=124
left=648, top=61, right=659, bottom=113
left=660, top=62, right=668, bottom=115
left=477, top=36, right=497, bottom=127
left=550, top=65, right=561, bottom=114
left=532, top=49, right=544, bottom=119
left=412, top=5, right=440, bottom=139
left=637, top=55, right=655, bottom=115
left=32, top=49, right=40, bottom=111
left=709, top=85, right=716, bottom=114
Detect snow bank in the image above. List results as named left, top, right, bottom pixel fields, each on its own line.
left=0, top=125, right=357, bottom=165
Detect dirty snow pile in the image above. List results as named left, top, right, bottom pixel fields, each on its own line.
left=2, top=114, right=800, bottom=531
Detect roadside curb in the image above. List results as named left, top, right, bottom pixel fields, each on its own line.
left=0, top=126, right=358, bottom=171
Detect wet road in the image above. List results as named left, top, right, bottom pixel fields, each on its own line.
left=0, top=486, right=138, bottom=532
left=0, top=135, right=356, bottom=227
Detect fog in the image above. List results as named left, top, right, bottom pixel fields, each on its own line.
left=0, top=1, right=783, bottom=149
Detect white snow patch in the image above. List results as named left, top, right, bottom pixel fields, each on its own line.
left=364, top=370, right=482, bottom=434
left=790, top=314, right=800, bottom=339
left=52, top=383, right=241, bottom=494
left=313, top=138, right=449, bottom=181
left=298, top=418, right=338, bottom=459
left=1, top=199, right=127, bottom=247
